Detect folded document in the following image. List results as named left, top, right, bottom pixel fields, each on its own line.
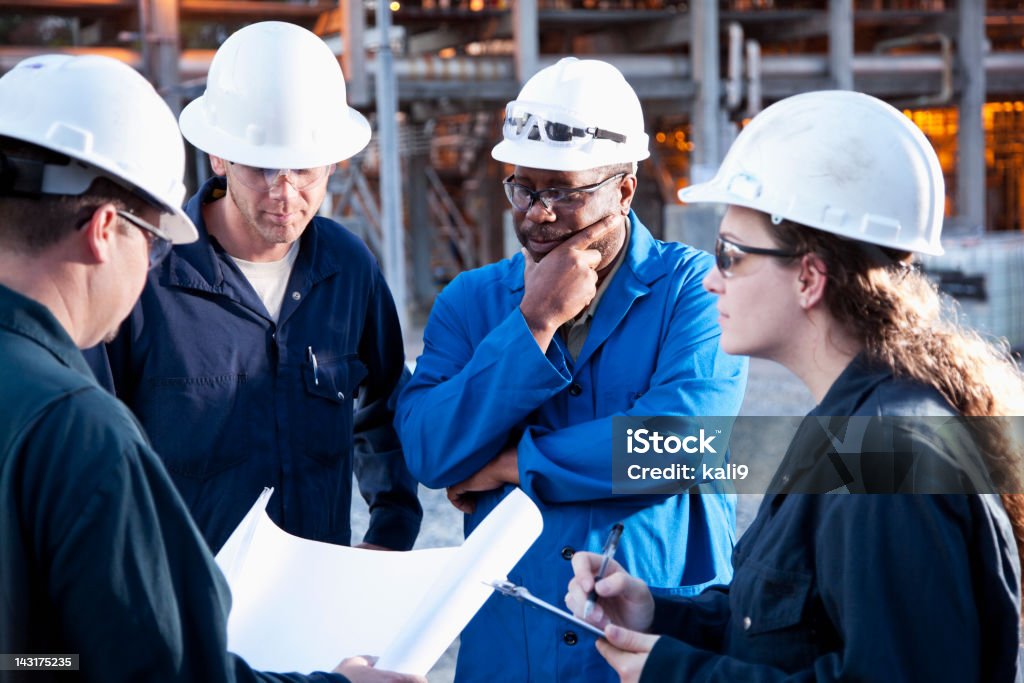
left=215, top=487, right=543, bottom=675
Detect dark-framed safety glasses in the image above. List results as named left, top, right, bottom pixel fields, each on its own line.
left=715, top=235, right=800, bottom=278
left=117, top=209, right=172, bottom=269
left=502, top=101, right=627, bottom=148
left=502, top=172, right=626, bottom=212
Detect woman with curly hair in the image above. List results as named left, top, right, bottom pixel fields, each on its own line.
left=567, top=90, right=1024, bottom=682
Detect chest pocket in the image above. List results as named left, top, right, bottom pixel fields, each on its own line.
left=299, top=354, right=368, bottom=465
left=139, top=373, right=251, bottom=479
left=731, top=558, right=813, bottom=635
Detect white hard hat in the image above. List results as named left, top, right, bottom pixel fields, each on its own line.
left=0, top=54, right=197, bottom=244
left=679, top=90, right=944, bottom=255
left=179, top=21, right=371, bottom=169
left=491, top=57, right=650, bottom=172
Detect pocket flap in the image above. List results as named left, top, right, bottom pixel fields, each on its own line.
left=303, top=355, right=368, bottom=403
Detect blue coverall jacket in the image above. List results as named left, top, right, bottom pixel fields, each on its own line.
left=396, top=213, right=748, bottom=682
left=642, top=356, right=1022, bottom=682
left=88, top=177, right=421, bottom=554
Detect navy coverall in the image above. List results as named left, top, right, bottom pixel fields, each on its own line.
left=641, top=356, right=1022, bottom=682
left=89, top=177, right=421, bottom=553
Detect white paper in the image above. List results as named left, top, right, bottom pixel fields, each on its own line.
left=215, top=488, right=542, bottom=676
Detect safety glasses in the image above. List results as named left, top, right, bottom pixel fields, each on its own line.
left=228, top=162, right=333, bottom=192
left=502, top=101, right=627, bottom=148
left=715, top=235, right=800, bottom=278
left=117, top=210, right=172, bottom=269
left=502, top=172, right=626, bottom=212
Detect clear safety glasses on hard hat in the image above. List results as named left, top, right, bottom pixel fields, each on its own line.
left=117, top=210, right=172, bottom=269
left=228, top=162, right=334, bottom=192
left=502, top=101, right=627, bottom=147
left=503, top=172, right=626, bottom=212
left=714, top=235, right=800, bottom=278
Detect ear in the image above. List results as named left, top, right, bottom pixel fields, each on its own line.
left=80, top=203, right=120, bottom=265
left=617, top=173, right=638, bottom=214
left=210, top=155, right=228, bottom=176
left=796, top=252, right=828, bottom=310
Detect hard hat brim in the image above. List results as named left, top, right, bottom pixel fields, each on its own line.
left=179, top=97, right=372, bottom=169
left=678, top=182, right=945, bottom=256
left=491, top=138, right=649, bottom=173
left=161, top=204, right=199, bottom=245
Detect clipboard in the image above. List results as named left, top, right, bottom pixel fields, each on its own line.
left=486, top=580, right=605, bottom=638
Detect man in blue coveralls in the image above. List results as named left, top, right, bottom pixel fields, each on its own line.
left=395, top=58, right=748, bottom=682
left=88, top=22, right=421, bottom=554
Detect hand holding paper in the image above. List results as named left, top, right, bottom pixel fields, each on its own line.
left=215, top=487, right=543, bottom=676
left=334, top=656, right=427, bottom=683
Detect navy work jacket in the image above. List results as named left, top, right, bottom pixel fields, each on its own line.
left=642, top=356, right=1022, bottom=682
left=88, top=177, right=421, bottom=553
left=0, top=284, right=346, bottom=683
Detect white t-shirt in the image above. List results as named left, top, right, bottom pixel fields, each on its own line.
left=230, top=241, right=300, bottom=323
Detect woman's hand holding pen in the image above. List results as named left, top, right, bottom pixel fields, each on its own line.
left=566, top=553, right=659, bottom=683
left=565, top=552, right=654, bottom=632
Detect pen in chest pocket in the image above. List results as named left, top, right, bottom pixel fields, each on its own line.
left=306, top=346, right=319, bottom=386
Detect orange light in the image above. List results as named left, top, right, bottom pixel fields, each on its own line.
left=439, top=47, right=456, bottom=58
left=470, top=0, right=484, bottom=10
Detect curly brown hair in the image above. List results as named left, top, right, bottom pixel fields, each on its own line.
left=769, top=218, right=1024, bottom=608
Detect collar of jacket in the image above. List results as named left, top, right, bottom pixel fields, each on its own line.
left=499, top=210, right=668, bottom=293
left=0, top=283, right=93, bottom=377
left=157, top=176, right=348, bottom=294
left=808, top=353, right=955, bottom=418
left=808, top=353, right=894, bottom=417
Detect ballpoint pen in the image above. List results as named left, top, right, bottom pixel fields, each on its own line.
left=306, top=346, right=319, bottom=386
left=583, top=523, right=624, bottom=621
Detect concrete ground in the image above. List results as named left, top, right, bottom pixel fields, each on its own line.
left=349, top=354, right=815, bottom=681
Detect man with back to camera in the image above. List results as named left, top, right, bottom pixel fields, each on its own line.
left=87, top=21, right=421, bottom=555
left=395, top=57, right=748, bottom=682
left=0, top=53, right=422, bottom=683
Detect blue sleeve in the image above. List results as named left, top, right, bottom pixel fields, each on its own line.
left=352, top=269, right=422, bottom=550
left=395, top=275, right=572, bottom=488
left=517, top=273, right=747, bottom=505
left=641, top=496, right=1000, bottom=682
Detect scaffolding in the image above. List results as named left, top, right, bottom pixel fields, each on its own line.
left=2, top=0, right=1024, bottom=316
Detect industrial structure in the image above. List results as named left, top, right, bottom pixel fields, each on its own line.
left=3, top=1, right=1024, bottom=333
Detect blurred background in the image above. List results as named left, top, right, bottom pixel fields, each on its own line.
left=3, top=0, right=1024, bottom=350
left=6, top=4, right=1020, bottom=677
